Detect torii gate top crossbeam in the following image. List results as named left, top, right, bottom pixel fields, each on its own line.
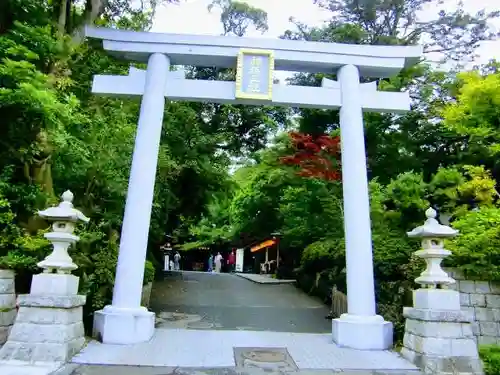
left=85, top=26, right=422, bottom=78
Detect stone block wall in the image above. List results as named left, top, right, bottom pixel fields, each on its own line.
left=401, top=307, right=482, bottom=374
left=0, top=270, right=16, bottom=345
left=446, top=268, right=500, bottom=346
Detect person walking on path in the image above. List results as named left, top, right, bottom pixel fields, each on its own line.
left=207, top=254, right=213, bottom=272
left=228, top=250, right=236, bottom=272
left=214, top=252, right=223, bottom=273
left=174, top=251, right=181, bottom=271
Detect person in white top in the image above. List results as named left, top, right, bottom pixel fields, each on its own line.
left=173, top=252, right=181, bottom=271
left=214, top=252, right=223, bottom=273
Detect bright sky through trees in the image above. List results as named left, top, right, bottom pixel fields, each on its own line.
left=152, top=0, right=500, bottom=66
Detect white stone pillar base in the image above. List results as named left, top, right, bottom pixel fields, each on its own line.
left=93, top=305, right=155, bottom=344
left=332, top=313, right=393, bottom=350
left=0, top=294, right=86, bottom=363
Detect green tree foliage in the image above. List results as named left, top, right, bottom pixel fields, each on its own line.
left=448, top=207, right=500, bottom=281
left=0, top=173, right=50, bottom=271
left=443, top=70, right=500, bottom=156
left=208, top=0, right=268, bottom=37
left=282, top=0, right=499, bottom=184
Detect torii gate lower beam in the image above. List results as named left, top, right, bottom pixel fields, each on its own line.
left=92, top=67, right=411, bottom=113
left=86, top=26, right=421, bottom=350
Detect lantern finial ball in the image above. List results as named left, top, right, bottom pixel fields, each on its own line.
left=62, top=190, right=74, bottom=203
left=425, top=207, right=436, bottom=219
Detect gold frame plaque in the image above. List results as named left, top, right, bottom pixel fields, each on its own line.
left=235, top=48, right=275, bottom=101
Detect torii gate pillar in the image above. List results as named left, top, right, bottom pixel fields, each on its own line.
left=86, top=26, right=422, bottom=349
left=332, top=64, right=392, bottom=349
left=93, top=53, right=170, bottom=344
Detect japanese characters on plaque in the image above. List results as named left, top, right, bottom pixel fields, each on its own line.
left=235, top=49, right=275, bottom=101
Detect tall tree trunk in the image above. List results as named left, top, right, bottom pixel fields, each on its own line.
left=72, top=0, right=105, bottom=44
left=84, top=0, right=105, bottom=25
left=22, top=130, right=55, bottom=233
left=57, top=0, right=69, bottom=36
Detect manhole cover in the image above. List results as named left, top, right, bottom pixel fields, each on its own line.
left=166, top=314, right=188, bottom=321
left=242, top=350, right=286, bottom=362
left=234, top=347, right=298, bottom=371
left=156, top=312, right=204, bottom=328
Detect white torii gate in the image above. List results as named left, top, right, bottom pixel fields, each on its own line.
left=86, top=26, right=422, bottom=349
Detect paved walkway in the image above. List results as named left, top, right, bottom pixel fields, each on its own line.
left=1, top=272, right=421, bottom=375
left=60, top=365, right=421, bottom=375
left=71, top=328, right=418, bottom=371
left=0, top=361, right=60, bottom=375
left=67, top=272, right=418, bottom=373
left=150, top=271, right=330, bottom=333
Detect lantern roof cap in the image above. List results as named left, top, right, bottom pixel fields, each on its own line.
left=38, top=190, right=90, bottom=223
left=407, top=207, right=458, bottom=238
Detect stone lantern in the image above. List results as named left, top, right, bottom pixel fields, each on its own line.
left=401, top=207, right=482, bottom=375
left=37, top=190, right=89, bottom=275
left=407, top=207, right=458, bottom=304
left=0, top=190, right=88, bottom=365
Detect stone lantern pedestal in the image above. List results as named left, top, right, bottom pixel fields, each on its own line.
left=401, top=208, right=482, bottom=374
left=0, top=191, right=89, bottom=365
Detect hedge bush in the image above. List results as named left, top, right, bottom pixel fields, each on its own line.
left=448, top=207, right=500, bottom=281
left=144, top=260, right=155, bottom=285
left=479, top=345, right=500, bottom=375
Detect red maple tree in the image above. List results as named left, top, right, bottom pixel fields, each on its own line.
left=280, top=132, right=341, bottom=181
